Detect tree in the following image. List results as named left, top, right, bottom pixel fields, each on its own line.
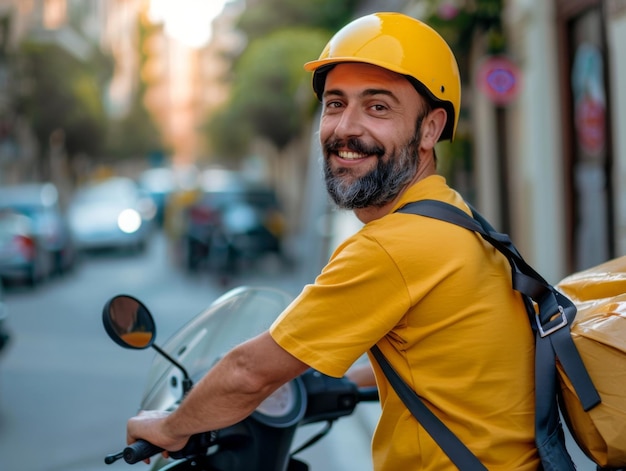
left=420, top=0, right=505, bottom=197
left=14, top=40, right=111, bottom=178
left=235, top=0, right=359, bottom=42
left=104, top=96, right=164, bottom=161
left=207, top=28, right=328, bottom=158
left=205, top=0, right=360, bottom=160
left=423, top=0, right=505, bottom=76
left=104, top=13, right=165, bottom=161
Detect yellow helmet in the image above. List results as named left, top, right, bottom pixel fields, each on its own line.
left=304, top=12, right=461, bottom=141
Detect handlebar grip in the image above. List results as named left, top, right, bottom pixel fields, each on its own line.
left=123, top=439, right=163, bottom=464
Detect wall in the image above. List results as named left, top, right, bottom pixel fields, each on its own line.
left=501, top=0, right=568, bottom=282
left=607, top=6, right=626, bottom=254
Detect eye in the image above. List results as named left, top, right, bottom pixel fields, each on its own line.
left=322, top=100, right=344, bottom=113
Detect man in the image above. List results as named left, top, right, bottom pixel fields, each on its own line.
left=126, top=12, right=540, bottom=470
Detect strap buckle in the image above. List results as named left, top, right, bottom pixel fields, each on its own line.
left=536, top=305, right=567, bottom=337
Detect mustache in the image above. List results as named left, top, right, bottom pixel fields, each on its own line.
left=324, top=138, right=385, bottom=157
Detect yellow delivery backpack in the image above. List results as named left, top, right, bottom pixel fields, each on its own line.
left=556, top=256, right=626, bottom=468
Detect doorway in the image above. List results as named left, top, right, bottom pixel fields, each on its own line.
left=556, top=0, right=614, bottom=271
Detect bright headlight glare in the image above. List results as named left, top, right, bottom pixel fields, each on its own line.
left=118, top=209, right=142, bottom=234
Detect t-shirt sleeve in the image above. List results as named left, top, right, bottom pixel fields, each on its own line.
left=269, top=233, right=411, bottom=377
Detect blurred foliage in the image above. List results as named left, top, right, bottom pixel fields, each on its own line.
left=105, top=14, right=164, bottom=160
left=423, top=0, right=505, bottom=77
left=235, top=0, right=360, bottom=42
left=14, top=40, right=111, bottom=172
left=205, top=104, right=253, bottom=160
left=104, top=95, right=164, bottom=161
left=12, top=13, right=163, bottom=177
left=207, top=28, right=329, bottom=156
left=205, top=0, right=359, bottom=159
left=421, top=0, right=505, bottom=192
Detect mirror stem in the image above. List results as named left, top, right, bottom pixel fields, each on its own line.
left=152, top=344, right=193, bottom=395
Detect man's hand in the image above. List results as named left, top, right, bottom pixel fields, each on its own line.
left=126, top=410, right=189, bottom=463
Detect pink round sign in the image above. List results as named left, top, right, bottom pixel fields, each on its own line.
left=476, top=56, right=521, bottom=106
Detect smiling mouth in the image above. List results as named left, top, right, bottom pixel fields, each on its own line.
left=338, top=150, right=369, bottom=160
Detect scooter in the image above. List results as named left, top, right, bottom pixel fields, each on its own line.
left=102, top=286, right=378, bottom=470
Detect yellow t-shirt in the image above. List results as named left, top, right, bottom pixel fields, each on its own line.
left=270, top=176, right=540, bottom=470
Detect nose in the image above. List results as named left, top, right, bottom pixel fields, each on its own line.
left=331, top=104, right=365, bottom=139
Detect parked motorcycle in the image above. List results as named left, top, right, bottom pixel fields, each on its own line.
left=102, top=286, right=378, bottom=470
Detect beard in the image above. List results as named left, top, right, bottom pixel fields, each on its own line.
left=322, top=132, right=421, bottom=210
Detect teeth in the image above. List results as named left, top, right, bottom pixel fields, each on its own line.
left=338, top=151, right=365, bottom=160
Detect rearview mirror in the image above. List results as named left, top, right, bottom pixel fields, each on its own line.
left=102, top=295, right=155, bottom=349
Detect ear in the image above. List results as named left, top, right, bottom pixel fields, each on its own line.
left=420, top=108, right=447, bottom=149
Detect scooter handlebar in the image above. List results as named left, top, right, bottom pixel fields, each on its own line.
left=105, top=431, right=218, bottom=465
left=358, top=386, right=379, bottom=402
left=123, top=439, right=163, bottom=464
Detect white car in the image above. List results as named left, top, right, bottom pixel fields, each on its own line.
left=68, top=177, right=156, bottom=253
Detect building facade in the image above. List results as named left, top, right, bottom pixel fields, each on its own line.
left=493, top=0, right=626, bottom=280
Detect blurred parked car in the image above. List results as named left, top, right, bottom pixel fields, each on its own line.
left=0, top=182, right=76, bottom=279
left=67, top=177, right=156, bottom=254
left=179, top=169, right=286, bottom=273
left=0, top=279, right=10, bottom=355
left=0, top=210, right=53, bottom=286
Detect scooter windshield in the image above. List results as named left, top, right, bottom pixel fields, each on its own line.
left=139, top=286, right=294, bottom=411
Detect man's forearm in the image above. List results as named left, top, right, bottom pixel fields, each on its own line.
left=162, top=331, right=308, bottom=441
left=164, top=344, right=276, bottom=437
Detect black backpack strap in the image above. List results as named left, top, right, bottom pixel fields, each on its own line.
left=370, top=345, right=488, bottom=471
left=374, top=199, right=601, bottom=470
left=397, top=200, right=599, bottom=409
